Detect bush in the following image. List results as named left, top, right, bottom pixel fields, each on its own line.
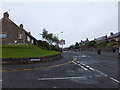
left=87, top=41, right=96, bottom=47
left=49, top=45, right=61, bottom=52
left=37, top=40, right=50, bottom=50
left=37, top=40, right=61, bottom=52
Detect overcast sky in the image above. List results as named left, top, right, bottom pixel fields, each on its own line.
left=0, top=2, right=118, bottom=47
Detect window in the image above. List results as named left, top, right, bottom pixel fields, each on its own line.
left=19, top=33, right=22, bottom=39
left=115, top=38, right=118, bottom=41
left=27, top=36, right=30, bottom=42
left=0, top=33, right=7, bottom=39
left=31, top=39, right=34, bottom=44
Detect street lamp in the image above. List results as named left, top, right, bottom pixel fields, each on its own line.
left=56, top=31, right=65, bottom=52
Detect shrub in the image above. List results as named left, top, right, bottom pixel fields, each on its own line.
left=37, top=40, right=50, bottom=50
left=49, top=45, right=61, bottom=52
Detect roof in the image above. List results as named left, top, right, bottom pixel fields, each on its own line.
left=108, top=32, right=120, bottom=39
left=96, top=36, right=107, bottom=41
left=24, top=30, right=37, bottom=40
left=1, top=16, right=37, bottom=41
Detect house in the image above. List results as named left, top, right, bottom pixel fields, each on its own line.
left=107, top=32, right=120, bottom=42
left=0, top=12, right=37, bottom=45
left=80, top=38, right=89, bottom=46
left=94, top=35, right=107, bottom=43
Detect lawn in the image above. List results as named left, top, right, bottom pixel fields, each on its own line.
left=0, top=45, right=60, bottom=58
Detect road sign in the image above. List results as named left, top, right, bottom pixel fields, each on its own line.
left=60, top=39, right=65, bottom=45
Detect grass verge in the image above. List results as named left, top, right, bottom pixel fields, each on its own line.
left=0, top=45, right=60, bottom=58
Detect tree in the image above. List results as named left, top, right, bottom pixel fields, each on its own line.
left=41, top=28, right=48, bottom=41
left=68, top=45, right=74, bottom=49
left=40, top=28, right=60, bottom=46
left=52, top=35, right=59, bottom=46
left=75, top=42, right=79, bottom=46
left=74, top=42, right=79, bottom=49
left=87, top=40, right=96, bottom=47
left=37, top=40, right=50, bottom=50
left=46, top=33, right=53, bottom=45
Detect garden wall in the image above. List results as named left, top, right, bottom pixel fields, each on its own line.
left=2, top=53, right=62, bottom=65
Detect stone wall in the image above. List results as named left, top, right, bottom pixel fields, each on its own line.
left=2, top=53, right=62, bottom=65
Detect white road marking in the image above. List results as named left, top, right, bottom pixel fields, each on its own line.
left=76, top=61, right=80, bottom=64
left=89, top=76, right=92, bottom=78
left=95, top=75, right=101, bottom=77
left=80, top=63, right=94, bottom=70
left=73, top=60, right=108, bottom=77
left=94, top=69, right=107, bottom=77
left=73, top=55, right=90, bottom=58
left=81, top=55, right=90, bottom=58
left=78, top=64, right=88, bottom=70
left=110, top=77, right=120, bottom=83
left=73, top=56, right=78, bottom=58
left=89, top=67, right=94, bottom=70
left=0, top=80, right=2, bottom=81
left=72, top=61, right=88, bottom=70
left=38, top=77, right=86, bottom=80
left=72, top=57, right=120, bottom=84
left=84, top=65, right=94, bottom=70
left=72, top=61, right=78, bottom=64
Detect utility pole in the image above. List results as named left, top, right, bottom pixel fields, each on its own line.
left=8, top=9, right=10, bottom=14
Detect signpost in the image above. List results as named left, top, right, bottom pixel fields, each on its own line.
left=60, top=39, right=65, bottom=52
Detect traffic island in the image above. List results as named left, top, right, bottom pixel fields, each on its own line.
left=1, top=45, right=62, bottom=65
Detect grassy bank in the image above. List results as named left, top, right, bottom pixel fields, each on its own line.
left=0, top=45, right=60, bottom=58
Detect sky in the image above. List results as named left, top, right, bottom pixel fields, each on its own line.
left=0, top=1, right=118, bottom=47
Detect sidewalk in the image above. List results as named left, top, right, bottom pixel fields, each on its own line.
left=79, top=50, right=119, bottom=57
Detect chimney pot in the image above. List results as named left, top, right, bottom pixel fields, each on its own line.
left=19, top=24, right=23, bottom=29
left=110, top=32, right=113, bottom=36
left=28, top=32, right=31, bottom=34
left=3, top=12, right=9, bottom=18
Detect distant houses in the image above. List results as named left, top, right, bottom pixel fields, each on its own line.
left=0, top=12, right=37, bottom=45
left=79, top=32, right=120, bottom=47
left=80, top=38, right=89, bottom=46
left=107, top=32, right=120, bottom=42
left=94, top=32, right=120, bottom=44
left=94, top=35, right=107, bottom=43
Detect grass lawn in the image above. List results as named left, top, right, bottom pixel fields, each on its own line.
left=0, top=45, right=60, bottom=58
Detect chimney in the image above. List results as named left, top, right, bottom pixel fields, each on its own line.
left=3, top=12, right=9, bottom=18
left=19, top=24, right=23, bottom=29
left=105, top=35, right=107, bottom=38
left=110, top=32, right=113, bottom=36
left=86, top=38, right=89, bottom=41
left=28, top=32, right=31, bottom=35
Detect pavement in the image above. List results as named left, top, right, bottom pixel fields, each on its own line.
left=81, top=50, right=119, bottom=57
left=1, top=51, right=119, bottom=88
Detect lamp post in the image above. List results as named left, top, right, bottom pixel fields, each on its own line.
left=57, top=31, right=65, bottom=52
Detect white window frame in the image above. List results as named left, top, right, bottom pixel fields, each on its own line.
left=19, top=33, right=22, bottom=39
left=0, top=33, right=7, bottom=39
left=31, top=39, right=34, bottom=44
left=27, top=36, right=30, bottom=42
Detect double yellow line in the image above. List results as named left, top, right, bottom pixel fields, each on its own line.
left=0, top=59, right=74, bottom=72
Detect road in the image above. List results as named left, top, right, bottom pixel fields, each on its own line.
left=2, top=51, right=119, bottom=88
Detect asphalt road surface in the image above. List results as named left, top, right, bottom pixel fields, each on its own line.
left=1, top=51, right=119, bottom=88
